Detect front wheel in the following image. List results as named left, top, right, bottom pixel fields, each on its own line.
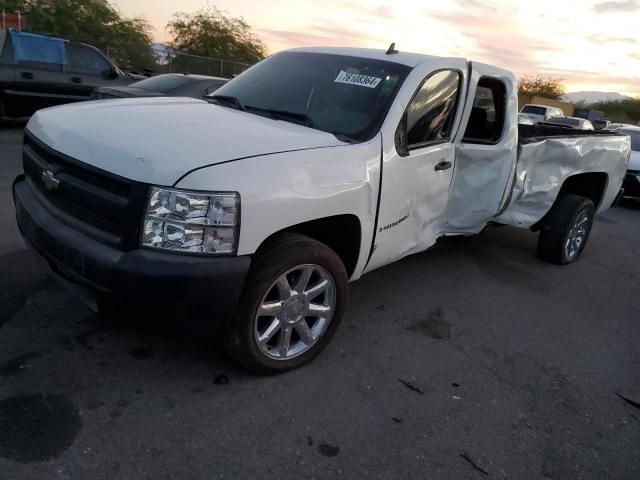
left=537, top=194, right=595, bottom=265
left=225, top=233, right=348, bottom=374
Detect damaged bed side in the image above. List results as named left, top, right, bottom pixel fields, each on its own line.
left=495, top=125, right=630, bottom=229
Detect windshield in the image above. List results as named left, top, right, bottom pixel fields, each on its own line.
left=131, top=75, right=194, bottom=93
left=211, top=52, right=412, bottom=142
left=619, top=130, right=640, bottom=151
left=522, top=105, right=546, bottom=115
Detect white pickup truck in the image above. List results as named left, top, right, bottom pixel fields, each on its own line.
left=13, top=47, right=630, bottom=373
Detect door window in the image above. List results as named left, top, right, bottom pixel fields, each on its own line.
left=405, top=70, right=461, bottom=148
left=463, top=77, right=507, bottom=144
left=68, top=44, right=111, bottom=75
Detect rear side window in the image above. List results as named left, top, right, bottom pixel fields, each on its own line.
left=463, top=77, right=507, bottom=144
left=405, top=70, right=461, bottom=148
left=10, top=30, right=66, bottom=71
left=521, top=105, right=546, bottom=115
left=68, top=44, right=111, bottom=75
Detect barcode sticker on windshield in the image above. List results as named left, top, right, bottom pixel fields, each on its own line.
left=334, top=70, right=383, bottom=89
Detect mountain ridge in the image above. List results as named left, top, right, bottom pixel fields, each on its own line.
left=563, top=91, right=634, bottom=104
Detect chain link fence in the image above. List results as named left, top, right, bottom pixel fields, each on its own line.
left=113, top=44, right=252, bottom=79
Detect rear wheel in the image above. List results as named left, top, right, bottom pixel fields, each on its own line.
left=225, top=233, right=348, bottom=374
left=537, top=194, right=595, bottom=265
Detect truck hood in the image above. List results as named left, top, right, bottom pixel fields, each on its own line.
left=629, top=150, right=640, bottom=171
left=26, top=97, right=346, bottom=185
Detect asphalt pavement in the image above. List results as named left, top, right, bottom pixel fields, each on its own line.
left=0, top=123, right=639, bottom=479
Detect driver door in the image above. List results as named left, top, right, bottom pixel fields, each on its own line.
left=365, top=66, right=466, bottom=272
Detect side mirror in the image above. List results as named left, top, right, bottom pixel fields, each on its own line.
left=395, top=111, right=409, bottom=157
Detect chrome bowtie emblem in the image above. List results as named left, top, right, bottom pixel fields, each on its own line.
left=41, top=169, right=60, bottom=191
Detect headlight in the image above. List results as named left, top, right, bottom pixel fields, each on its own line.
left=141, top=187, right=239, bottom=254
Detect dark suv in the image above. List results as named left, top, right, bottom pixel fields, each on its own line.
left=0, top=29, right=138, bottom=119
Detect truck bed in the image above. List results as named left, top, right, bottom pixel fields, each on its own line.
left=518, top=124, right=624, bottom=144
left=495, top=125, right=630, bottom=228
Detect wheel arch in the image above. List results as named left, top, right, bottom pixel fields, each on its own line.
left=557, top=172, right=608, bottom=209
left=530, top=172, right=608, bottom=232
left=254, top=214, right=362, bottom=279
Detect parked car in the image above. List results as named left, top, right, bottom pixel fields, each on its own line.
left=0, top=29, right=139, bottom=119
left=520, top=104, right=564, bottom=123
left=13, top=47, right=630, bottom=373
left=539, top=116, right=595, bottom=130
left=91, top=74, right=228, bottom=100
left=518, top=113, right=534, bottom=125
left=616, top=126, right=640, bottom=199
left=574, top=108, right=605, bottom=122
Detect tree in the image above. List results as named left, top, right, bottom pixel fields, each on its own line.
left=518, top=75, right=566, bottom=100
left=1, top=0, right=154, bottom=68
left=167, top=6, right=267, bottom=64
left=588, top=98, right=640, bottom=124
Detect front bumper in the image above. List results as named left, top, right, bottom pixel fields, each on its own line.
left=13, top=176, right=251, bottom=332
left=622, top=171, right=640, bottom=199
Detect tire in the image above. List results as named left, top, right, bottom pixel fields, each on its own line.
left=537, top=194, right=595, bottom=265
left=225, top=233, right=348, bottom=374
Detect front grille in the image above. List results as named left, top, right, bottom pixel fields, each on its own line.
left=44, top=193, right=124, bottom=237
left=23, top=132, right=149, bottom=250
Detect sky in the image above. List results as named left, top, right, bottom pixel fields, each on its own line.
left=113, top=0, right=640, bottom=96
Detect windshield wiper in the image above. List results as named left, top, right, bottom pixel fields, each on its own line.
left=244, top=106, right=318, bottom=128
left=208, top=95, right=245, bottom=111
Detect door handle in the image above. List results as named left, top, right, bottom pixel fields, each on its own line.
left=434, top=160, right=452, bottom=171
left=20, top=72, right=34, bottom=79
left=71, top=77, right=83, bottom=84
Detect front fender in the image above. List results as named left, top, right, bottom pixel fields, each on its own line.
left=175, top=135, right=382, bottom=280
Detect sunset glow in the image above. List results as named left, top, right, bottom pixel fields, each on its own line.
left=114, top=0, right=640, bottom=96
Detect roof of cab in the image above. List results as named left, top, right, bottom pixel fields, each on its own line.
left=284, top=46, right=467, bottom=68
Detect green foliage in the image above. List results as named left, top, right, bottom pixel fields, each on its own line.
left=1, top=0, right=154, bottom=68
left=518, top=75, right=566, bottom=100
left=587, top=98, right=640, bottom=124
left=167, top=6, right=267, bottom=64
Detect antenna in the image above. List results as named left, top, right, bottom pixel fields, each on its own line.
left=386, top=42, right=398, bottom=55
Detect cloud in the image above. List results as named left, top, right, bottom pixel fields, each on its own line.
left=593, top=0, right=640, bottom=13
left=425, top=8, right=554, bottom=72
left=587, top=34, right=639, bottom=44
left=260, top=21, right=383, bottom=49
